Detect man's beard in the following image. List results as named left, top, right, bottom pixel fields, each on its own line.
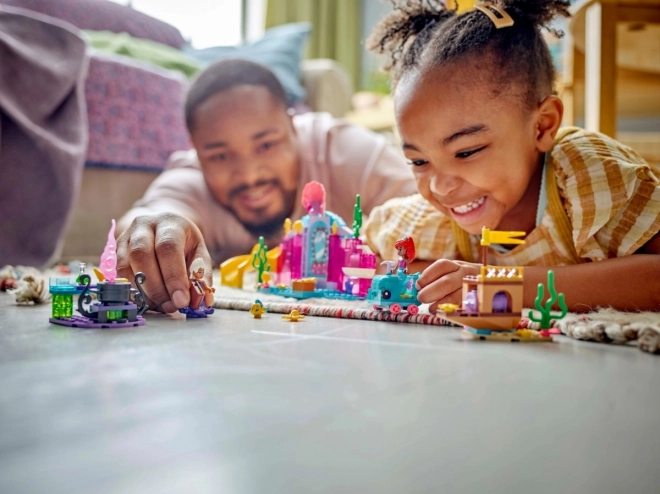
left=243, top=209, right=292, bottom=237
left=228, top=180, right=297, bottom=238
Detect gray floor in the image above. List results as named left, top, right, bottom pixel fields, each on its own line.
left=1, top=293, right=659, bottom=494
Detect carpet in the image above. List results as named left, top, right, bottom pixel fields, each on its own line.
left=211, top=283, right=454, bottom=326
left=212, top=273, right=660, bottom=354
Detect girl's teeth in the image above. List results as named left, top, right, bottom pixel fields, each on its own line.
left=453, top=196, right=485, bottom=214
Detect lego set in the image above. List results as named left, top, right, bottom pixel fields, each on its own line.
left=222, top=181, right=377, bottom=301
left=367, top=236, right=422, bottom=315
left=219, top=183, right=567, bottom=341
left=48, top=220, right=216, bottom=327
left=437, top=228, right=565, bottom=342
left=49, top=220, right=148, bottom=329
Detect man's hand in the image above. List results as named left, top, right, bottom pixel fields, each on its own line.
left=416, top=259, right=482, bottom=313
left=117, top=213, right=213, bottom=313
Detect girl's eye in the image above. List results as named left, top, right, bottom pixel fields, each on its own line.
left=455, top=146, right=486, bottom=159
left=258, top=141, right=278, bottom=152
left=406, top=159, right=428, bottom=167
left=210, top=153, right=229, bottom=163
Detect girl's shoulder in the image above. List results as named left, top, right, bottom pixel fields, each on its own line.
left=549, top=128, right=660, bottom=259
left=551, top=127, right=653, bottom=180
left=365, top=194, right=455, bottom=261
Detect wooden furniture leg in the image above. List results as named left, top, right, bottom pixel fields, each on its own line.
left=584, top=1, right=617, bottom=137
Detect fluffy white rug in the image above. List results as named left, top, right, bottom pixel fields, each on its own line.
left=556, top=308, right=660, bottom=354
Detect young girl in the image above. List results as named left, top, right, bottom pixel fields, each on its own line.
left=364, top=0, right=660, bottom=313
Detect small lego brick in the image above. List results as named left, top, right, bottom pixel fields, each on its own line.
left=438, top=303, right=459, bottom=313
left=282, top=310, right=305, bottom=322
left=291, top=278, right=317, bottom=292
left=352, top=194, right=362, bottom=238
left=527, top=270, right=567, bottom=329
left=250, top=300, right=267, bottom=319
left=252, top=236, right=270, bottom=284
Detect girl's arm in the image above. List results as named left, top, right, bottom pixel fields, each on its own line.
left=524, top=255, right=660, bottom=312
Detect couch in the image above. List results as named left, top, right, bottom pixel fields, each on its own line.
left=0, top=0, right=353, bottom=263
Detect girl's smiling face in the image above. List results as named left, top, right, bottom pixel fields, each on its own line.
left=395, top=63, right=559, bottom=235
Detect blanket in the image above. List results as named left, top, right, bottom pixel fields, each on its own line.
left=0, top=5, right=88, bottom=267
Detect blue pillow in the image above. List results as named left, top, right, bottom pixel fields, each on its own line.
left=182, top=23, right=312, bottom=105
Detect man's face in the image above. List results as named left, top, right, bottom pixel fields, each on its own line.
left=191, top=85, right=300, bottom=235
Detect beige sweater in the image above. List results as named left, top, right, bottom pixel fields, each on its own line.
left=130, top=112, right=417, bottom=263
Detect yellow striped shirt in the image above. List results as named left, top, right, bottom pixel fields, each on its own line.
left=365, top=128, right=660, bottom=266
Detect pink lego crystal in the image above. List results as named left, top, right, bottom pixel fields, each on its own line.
left=301, top=181, right=326, bottom=215
left=99, top=219, right=118, bottom=283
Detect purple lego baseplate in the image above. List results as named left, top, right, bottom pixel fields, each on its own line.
left=49, top=315, right=146, bottom=329
left=178, top=306, right=214, bottom=319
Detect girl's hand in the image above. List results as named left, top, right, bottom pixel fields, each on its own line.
left=416, top=260, right=482, bottom=313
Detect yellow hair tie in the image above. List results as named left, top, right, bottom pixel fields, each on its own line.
left=474, top=3, right=515, bottom=29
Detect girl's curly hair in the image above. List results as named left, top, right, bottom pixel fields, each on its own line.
left=367, top=0, right=571, bottom=108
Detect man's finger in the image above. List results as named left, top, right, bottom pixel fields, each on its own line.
left=118, top=231, right=163, bottom=312
left=154, top=223, right=190, bottom=310
left=127, top=222, right=172, bottom=312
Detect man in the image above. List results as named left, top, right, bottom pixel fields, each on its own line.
left=117, top=59, right=416, bottom=313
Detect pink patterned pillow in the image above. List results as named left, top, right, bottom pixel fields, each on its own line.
left=0, top=0, right=185, bottom=48
left=85, top=55, right=192, bottom=171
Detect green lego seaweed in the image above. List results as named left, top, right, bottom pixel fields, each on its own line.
left=252, top=236, right=270, bottom=284
left=528, top=270, right=567, bottom=329
left=352, top=194, right=362, bottom=238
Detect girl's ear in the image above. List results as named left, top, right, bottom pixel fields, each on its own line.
left=535, top=95, right=563, bottom=153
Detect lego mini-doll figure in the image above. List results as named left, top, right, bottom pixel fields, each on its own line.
left=394, top=237, right=416, bottom=275
left=187, top=257, right=215, bottom=313
left=178, top=273, right=214, bottom=317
